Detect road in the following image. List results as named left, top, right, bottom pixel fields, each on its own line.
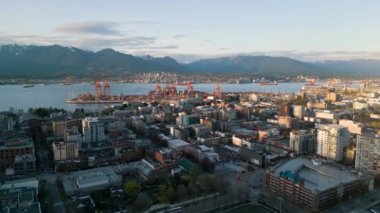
left=39, top=173, right=66, bottom=213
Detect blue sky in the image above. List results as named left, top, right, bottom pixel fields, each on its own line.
left=1, top=0, right=380, bottom=62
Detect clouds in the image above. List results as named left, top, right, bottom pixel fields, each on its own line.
left=3, top=20, right=380, bottom=63
left=0, top=20, right=182, bottom=53
left=246, top=51, right=380, bottom=62
left=173, top=34, right=186, bottom=39
left=55, top=21, right=121, bottom=36
left=166, top=51, right=380, bottom=63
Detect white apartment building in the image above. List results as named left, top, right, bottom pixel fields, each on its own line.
left=317, top=124, right=349, bottom=162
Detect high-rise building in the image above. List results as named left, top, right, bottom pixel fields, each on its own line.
left=289, top=130, right=316, bottom=154
left=52, top=141, right=79, bottom=161
left=355, top=133, right=380, bottom=175
left=317, top=124, right=350, bottom=161
left=82, top=117, right=106, bottom=143
left=176, top=113, right=200, bottom=127
left=292, top=105, right=304, bottom=119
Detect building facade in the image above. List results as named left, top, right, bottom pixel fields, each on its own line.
left=82, top=117, right=106, bottom=143
left=317, top=124, right=350, bottom=161
left=355, top=133, right=380, bottom=175
left=0, top=138, right=35, bottom=172
left=52, top=141, right=79, bottom=161
left=289, top=130, right=316, bottom=154
left=265, top=158, right=363, bottom=211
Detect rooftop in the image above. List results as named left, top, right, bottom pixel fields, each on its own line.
left=61, top=167, right=121, bottom=195
left=272, top=158, right=358, bottom=191
left=0, top=136, right=34, bottom=149
left=0, top=181, right=40, bottom=213
left=168, top=139, right=190, bottom=147
left=14, top=154, right=36, bottom=162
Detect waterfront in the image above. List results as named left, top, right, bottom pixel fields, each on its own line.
left=0, top=82, right=314, bottom=111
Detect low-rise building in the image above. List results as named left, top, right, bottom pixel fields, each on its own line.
left=353, top=102, right=369, bottom=110
left=315, top=110, right=338, bottom=121
left=154, top=148, right=180, bottom=168
left=52, top=141, right=79, bottom=161
left=277, top=116, right=293, bottom=128
left=13, top=154, right=36, bottom=175
left=61, top=167, right=122, bottom=195
left=339, top=119, right=363, bottom=135
left=167, top=139, right=190, bottom=150
left=265, top=158, right=365, bottom=211
left=0, top=178, right=41, bottom=213
left=0, top=136, right=35, bottom=172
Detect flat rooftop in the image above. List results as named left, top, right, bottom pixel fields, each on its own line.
left=168, top=139, right=189, bottom=147
left=61, top=167, right=121, bottom=195
left=272, top=158, right=358, bottom=191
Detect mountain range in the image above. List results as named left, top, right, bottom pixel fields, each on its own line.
left=0, top=44, right=379, bottom=78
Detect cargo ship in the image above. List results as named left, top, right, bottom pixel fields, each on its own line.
left=23, top=84, right=35, bottom=88
left=259, top=81, right=278, bottom=86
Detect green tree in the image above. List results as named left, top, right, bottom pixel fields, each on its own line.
left=165, top=186, right=177, bottom=202
left=176, top=184, right=187, bottom=201
left=189, top=165, right=201, bottom=182
left=123, top=182, right=140, bottom=199
left=133, top=193, right=152, bottom=211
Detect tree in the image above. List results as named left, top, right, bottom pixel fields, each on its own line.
left=165, top=186, right=177, bottom=202
left=189, top=165, right=201, bottom=182
left=123, top=182, right=140, bottom=199
left=200, top=158, right=215, bottom=173
left=176, top=184, right=187, bottom=201
left=133, top=193, right=152, bottom=211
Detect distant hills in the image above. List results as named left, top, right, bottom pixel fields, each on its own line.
left=0, top=44, right=379, bottom=78
left=313, top=60, right=380, bottom=77
left=187, top=55, right=326, bottom=77
left=0, top=44, right=187, bottom=77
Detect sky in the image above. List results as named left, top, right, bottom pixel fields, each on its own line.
left=1, top=0, right=380, bottom=62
